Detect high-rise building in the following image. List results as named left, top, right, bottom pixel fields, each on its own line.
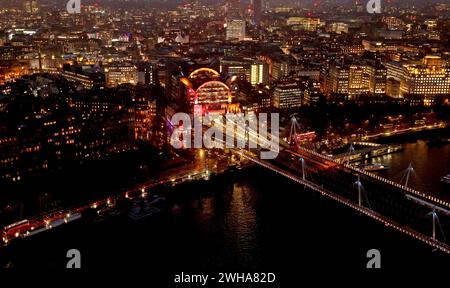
left=220, top=58, right=251, bottom=81
left=327, top=62, right=349, bottom=95
left=133, top=87, right=157, bottom=142
left=137, top=62, right=158, bottom=85
left=272, top=82, right=303, bottom=109
left=370, top=63, right=387, bottom=95
left=220, top=57, right=269, bottom=86
left=250, top=62, right=269, bottom=86
left=327, top=60, right=386, bottom=96
left=271, top=56, right=294, bottom=81
left=226, top=19, right=246, bottom=41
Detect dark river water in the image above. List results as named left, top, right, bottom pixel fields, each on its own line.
left=1, top=141, right=450, bottom=277
left=373, top=140, right=450, bottom=198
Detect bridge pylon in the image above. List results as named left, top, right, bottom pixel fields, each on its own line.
left=402, top=162, right=415, bottom=188
left=345, top=143, right=355, bottom=165
left=288, top=115, right=302, bottom=146
left=354, top=175, right=371, bottom=209
left=428, top=209, right=446, bottom=242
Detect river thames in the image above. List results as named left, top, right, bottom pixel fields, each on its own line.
left=1, top=139, right=450, bottom=275
left=377, top=140, right=450, bottom=197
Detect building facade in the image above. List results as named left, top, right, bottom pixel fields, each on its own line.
left=272, top=82, right=303, bottom=109
left=385, top=56, right=450, bottom=97
left=226, top=19, right=246, bottom=41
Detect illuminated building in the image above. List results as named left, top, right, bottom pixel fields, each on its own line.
left=180, top=68, right=238, bottom=115
left=425, top=20, right=437, bottom=30
left=62, top=71, right=95, bottom=90
left=367, top=64, right=387, bottom=95
left=220, top=58, right=269, bottom=85
left=381, top=16, right=405, bottom=30
left=386, top=56, right=450, bottom=97
left=361, top=40, right=416, bottom=53
left=226, top=19, right=246, bottom=41
left=0, top=62, right=29, bottom=85
left=195, top=81, right=232, bottom=109
left=133, top=92, right=157, bottom=141
left=327, top=60, right=386, bottom=96
left=298, top=69, right=321, bottom=81
left=24, top=0, right=39, bottom=14
left=220, top=58, right=251, bottom=82
left=328, top=62, right=350, bottom=95
left=328, top=22, right=349, bottom=34
left=137, top=62, right=158, bottom=85
left=303, top=88, right=320, bottom=107
left=286, top=17, right=321, bottom=32
left=0, top=75, right=136, bottom=183
left=271, top=56, right=293, bottom=80
left=272, top=82, right=303, bottom=109
left=68, top=93, right=125, bottom=118
left=386, top=78, right=401, bottom=98
left=250, top=62, right=269, bottom=86
left=341, top=44, right=365, bottom=55
left=105, top=63, right=138, bottom=87
left=274, top=7, right=292, bottom=13
left=61, top=70, right=105, bottom=90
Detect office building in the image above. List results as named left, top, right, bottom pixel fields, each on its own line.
left=385, top=56, right=450, bottom=96
left=105, top=63, right=138, bottom=87
left=226, top=19, right=246, bottom=41
left=272, top=82, right=303, bottom=109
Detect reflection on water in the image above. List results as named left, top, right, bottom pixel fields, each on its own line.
left=225, top=183, right=260, bottom=268
left=164, top=181, right=262, bottom=270
left=3, top=139, right=450, bottom=270
left=371, top=141, right=450, bottom=197
left=3, top=167, right=450, bottom=270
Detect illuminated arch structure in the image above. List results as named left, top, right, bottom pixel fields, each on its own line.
left=196, top=81, right=231, bottom=104
left=188, top=67, right=220, bottom=79
left=181, top=68, right=240, bottom=115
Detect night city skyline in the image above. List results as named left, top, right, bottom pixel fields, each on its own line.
left=1, top=0, right=450, bottom=281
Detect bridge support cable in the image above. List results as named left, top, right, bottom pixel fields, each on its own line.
left=298, top=143, right=450, bottom=208
left=354, top=176, right=372, bottom=209
left=346, top=143, right=356, bottom=165
left=234, top=150, right=450, bottom=254
left=402, top=163, right=415, bottom=188
left=428, top=210, right=447, bottom=242
left=288, top=116, right=302, bottom=145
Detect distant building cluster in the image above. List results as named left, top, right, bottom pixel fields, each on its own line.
left=0, top=0, right=450, bottom=183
